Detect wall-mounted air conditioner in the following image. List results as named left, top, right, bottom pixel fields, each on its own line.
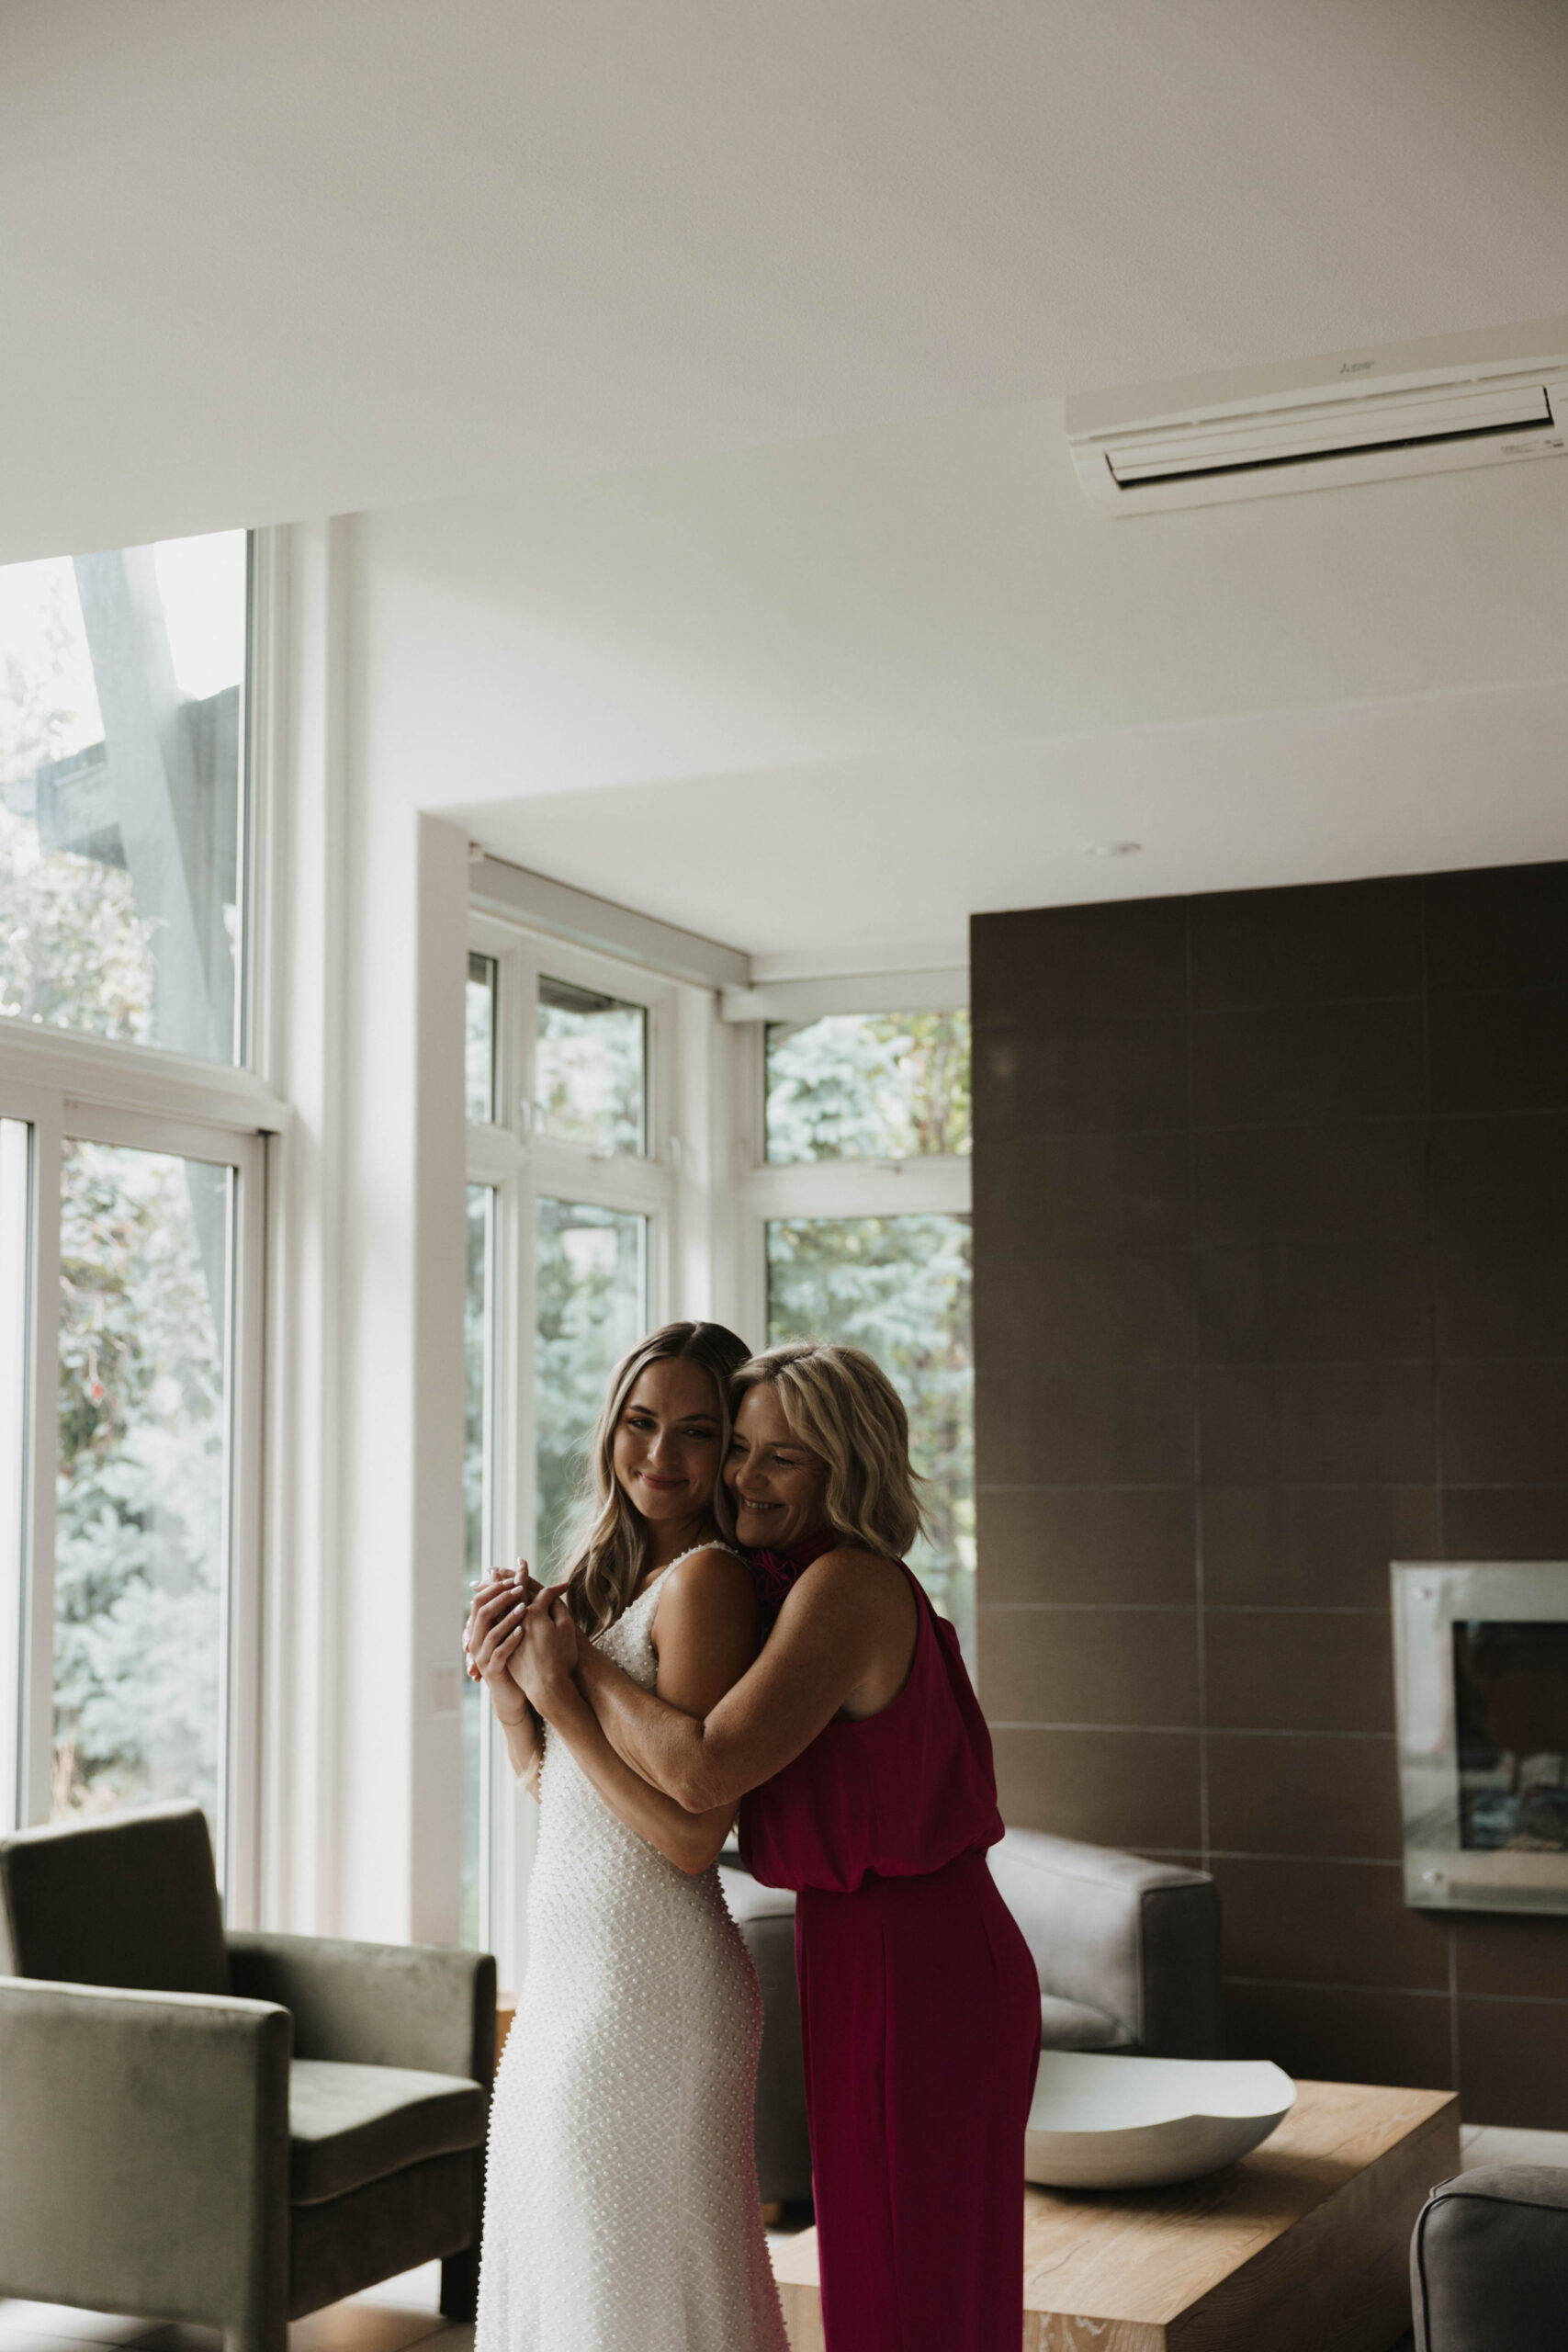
left=1065, top=318, right=1568, bottom=514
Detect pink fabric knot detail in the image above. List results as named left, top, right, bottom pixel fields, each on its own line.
left=749, top=1549, right=801, bottom=1622
left=748, top=1527, right=839, bottom=1632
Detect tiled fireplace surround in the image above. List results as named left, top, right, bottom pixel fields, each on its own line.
left=971, top=861, right=1568, bottom=2128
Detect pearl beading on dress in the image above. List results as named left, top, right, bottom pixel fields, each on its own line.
left=475, top=1546, right=789, bottom=2352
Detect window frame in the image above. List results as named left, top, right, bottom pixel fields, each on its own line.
left=735, top=984, right=975, bottom=1623
left=458, top=901, right=974, bottom=1959
left=464, top=907, right=716, bottom=1983
left=0, top=1063, right=270, bottom=1905
left=735, top=978, right=973, bottom=1321
left=0, top=525, right=279, bottom=1918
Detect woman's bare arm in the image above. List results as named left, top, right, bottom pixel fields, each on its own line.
left=466, top=1569, right=544, bottom=1794
left=516, top=1547, right=760, bottom=1872
left=558, top=1549, right=914, bottom=1813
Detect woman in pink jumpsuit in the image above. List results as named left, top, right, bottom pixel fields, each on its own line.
left=521, top=1340, right=1042, bottom=2352
left=742, top=1527, right=1041, bottom=2352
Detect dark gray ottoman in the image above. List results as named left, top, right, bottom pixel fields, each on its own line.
left=1412, top=2165, right=1568, bottom=2351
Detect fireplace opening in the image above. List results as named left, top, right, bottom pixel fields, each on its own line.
left=1454, top=1620, right=1568, bottom=1854
left=1395, top=1565, right=1568, bottom=1914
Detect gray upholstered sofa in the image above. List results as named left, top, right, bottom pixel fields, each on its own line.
left=1411, top=2165, right=1568, bottom=2351
left=718, top=1861, right=812, bottom=2206
left=0, top=1804, right=495, bottom=2352
left=988, top=1826, right=1222, bottom=2059
left=721, top=1823, right=1221, bottom=2205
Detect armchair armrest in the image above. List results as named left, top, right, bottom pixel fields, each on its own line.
left=988, top=1827, right=1221, bottom=2057
left=0, top=1974, right=289, bottom=2336
left=227, top=1932, right=497, bottom=2086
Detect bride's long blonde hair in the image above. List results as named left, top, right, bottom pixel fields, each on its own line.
left=556, top=1320, right=751, bottom=1636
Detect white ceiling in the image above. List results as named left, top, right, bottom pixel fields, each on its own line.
left=6, top=1, right=1568, bottom=949
left=4, top=0, right=1568, bottom=559
left=365, top=399, right=1568, bottom=958
left=450, top=678, right=1568, bottom=966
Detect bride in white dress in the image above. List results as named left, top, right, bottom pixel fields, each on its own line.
left=465, top=1320, right=789, bottom=2352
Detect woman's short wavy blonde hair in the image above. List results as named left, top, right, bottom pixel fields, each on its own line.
left=734, top=1340, right=925, bottom=1562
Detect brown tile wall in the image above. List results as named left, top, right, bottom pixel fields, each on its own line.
left=971, top=861, right=1568, bottom=2126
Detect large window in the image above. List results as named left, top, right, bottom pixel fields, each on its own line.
left=459, top=905, right=974, bottom=1961
left=766, top=1012, right=971, bottom=1163
left=0, top=1092, right=265, bottom=1876
left=536, top=978, right=647, bottom=1159
left=466, top=954, right=497, bottom=1124
left=755, top=1009, right=974, bottom=1648
left=1, top=529, right=265, bottom=1908
left=53, top=1139, right=233, bottom=1821
left=535, top=1199, right=646, bottom=1567
left=0, top=532, right=251, bottom=1065
left=464, top=923, right=681, bottom=1969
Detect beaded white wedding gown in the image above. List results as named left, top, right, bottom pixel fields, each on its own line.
left=475, top=1550, right=789, bottom=2352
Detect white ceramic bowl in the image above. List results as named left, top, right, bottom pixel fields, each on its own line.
left=1024, top=2052, right=1296, bottom=2190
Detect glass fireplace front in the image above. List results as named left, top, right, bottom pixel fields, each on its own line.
left=1394, top=1566, right=1568, bottom=1915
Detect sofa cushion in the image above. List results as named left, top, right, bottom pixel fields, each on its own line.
left=288, top=2059, right=487, bottom=2205
left=719, top=1864, right=796, bottom=1925
left=1039, top=1995, right=1134, bottom=2052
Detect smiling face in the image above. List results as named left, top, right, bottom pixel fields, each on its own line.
left=725, top=1381, right=830, bottom=1555
left=611, top=1357, right=727, bottom=1531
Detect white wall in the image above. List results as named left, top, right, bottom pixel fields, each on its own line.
left=264, top=523, right=470, bottom=1945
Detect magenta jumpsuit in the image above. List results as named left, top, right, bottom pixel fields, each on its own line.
left=739, top=1532, right=1041, bottom=2352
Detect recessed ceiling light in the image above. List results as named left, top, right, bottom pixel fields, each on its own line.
left=1086, top=840, right=1142, bottom=858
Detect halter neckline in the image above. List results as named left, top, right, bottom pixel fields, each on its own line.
left=749, top=1525, right=840, bottom=1629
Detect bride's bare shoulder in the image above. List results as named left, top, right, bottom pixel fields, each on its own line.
left=659, top=1543, right=756, bottom=1601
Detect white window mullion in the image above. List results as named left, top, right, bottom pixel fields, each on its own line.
left=723, top=1018, right=769, bottom=1350
left=17, top=1091, right=62, bottom=1828
left=744, top=1154, right=972, bottom=1223
left=487, top=1148, right=536, bottom=1994
left=0, top=1117, right=29, bottom=1829
left=0, top=1022, right=285, bottom=1136
left=528, top=1138, right=672, bottom=1216
left=220, top=1128, right=267, bottom=1924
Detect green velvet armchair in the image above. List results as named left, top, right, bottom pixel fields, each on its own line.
left=0, top=1804, right=495, bottom=2352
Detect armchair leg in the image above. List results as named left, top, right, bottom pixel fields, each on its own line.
left=441, top=2244, right=481, bottom=2322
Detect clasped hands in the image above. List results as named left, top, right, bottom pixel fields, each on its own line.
left=464, top=1561, right=582, bottom=1724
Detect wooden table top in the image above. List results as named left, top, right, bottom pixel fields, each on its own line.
left=1018, top=2079, right=1456, bottom=2324
left=770, top=2078, right=1461, bottom=2327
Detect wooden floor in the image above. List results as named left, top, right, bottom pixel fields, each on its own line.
left=0, top=2267, right=465, bottom=2352
left=0, top=2124, right=1558, bottom=2352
